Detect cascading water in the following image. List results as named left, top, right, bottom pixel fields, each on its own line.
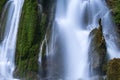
left=39, top=0, right=120, bottom=80
left=0, top=0, right=24, bottom=79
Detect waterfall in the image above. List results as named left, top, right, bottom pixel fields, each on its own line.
left=0, top=0, right=24, bottom=79
left=39, top=0, right=120, bottom=80
left=103, top=11, right=120, bottom=59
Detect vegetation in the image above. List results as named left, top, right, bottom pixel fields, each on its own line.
left=107, top=58, right=120, bottom=80
left=15, top=0, right=47, bottom=79
left=0, top=0, right=6, bottom=14
left=106, top=2, right=120, bottom=79
left=106, top=0, right=120, bottom=25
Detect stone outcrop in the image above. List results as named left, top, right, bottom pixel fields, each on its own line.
left=107, top=58, right=120, bottom=80
left=89, top=19, right=107, bottom=78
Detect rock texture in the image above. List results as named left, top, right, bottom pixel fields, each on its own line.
left=0, top=0, right=6, bottom=42
left=89, top=19, right=107, bottom=78
left=0, top=0, right=6, bottom=15
left=107, top=58, right=120, bottom=80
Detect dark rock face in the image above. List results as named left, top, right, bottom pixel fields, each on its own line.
left=107, top=58, right=120, bottom=80
left=38, top=0, right=57, bottom=79
left=0, top=0, right=7, bottom=42
left=0, top=0, right=6, bottom=15
left=89, top=19, right=107, bottom=78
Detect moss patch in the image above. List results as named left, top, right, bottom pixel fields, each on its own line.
left=107, top=58, right=120, bottom=80
left=15, top=0, right=47, bottom=79
left=106, top=0, right=120, bottom=25
left=15, top=0, right=56, bottom=79
left=0, top=0, right=6, bottom=14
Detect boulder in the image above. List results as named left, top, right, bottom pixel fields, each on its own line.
left=107, top=58, right=120, bottom=80
left=89, top=19, right=107, bottom=77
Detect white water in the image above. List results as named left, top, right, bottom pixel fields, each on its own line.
left=55, top=0, right=112, bottom=80
left=39, top=0, right=120, bottom=80
left=103, top=11, right=120, bottom=59
left=0, top=0, right=24, bottom=79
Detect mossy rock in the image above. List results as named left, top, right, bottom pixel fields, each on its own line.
left=107, top=58, right=120, bottom=80
left=15, top=0, right=42, bottom=79
left=15, top=0, right=55, bottom=79
left=106, top=0, right=120, bottom=25
left=0, top=0, right=6, bottom=15
left=106, top=0, right=120, bottom=49
left=89, top=20, right=107, bottom=76
left=0, top=0, right=7, bottom=41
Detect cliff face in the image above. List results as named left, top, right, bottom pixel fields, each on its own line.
left=15, top=0, right=56, bottom=79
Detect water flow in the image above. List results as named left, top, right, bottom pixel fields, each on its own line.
left=55, top=1, right=90, bottom=79
left=40, top=0, right=119, bottom=80
left=0, top=0, right=24, bottom=79
left=102, top=11, right=120, bottom=59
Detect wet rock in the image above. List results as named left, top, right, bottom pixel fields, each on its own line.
left=0, top=0, right=7, bottom=42
left=107, top=58, right=120, bottom=80
left=15, top=0, right=56, bottom=79
left=90, top=75, right=105, bottom=80
left=0, top=0, right=6, bottom=15
left=89, top=19, right=107, bottom=77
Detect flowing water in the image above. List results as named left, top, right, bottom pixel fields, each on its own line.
left=0, top=0, right=24, bottom=79
left=0, top=0, right=118, bottom=80
left=39, top=0, right=120, bottom=80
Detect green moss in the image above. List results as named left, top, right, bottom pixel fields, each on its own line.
left=0, top=0, right=6, bottom=14
left=15, top=0, right=47, bottom=79
left=107, top=0, right=120, bottom=25
left=107, top=58, right=120, bottom=80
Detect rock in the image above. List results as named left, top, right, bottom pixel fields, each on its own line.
left=15, top=0, right=56, bottom=79
left=0, top=0, right=7, bottom=42
left=0, top=0, right=6, bottom=15
left=89, top=19, right=107, bottom=77
left=107, top=58, right=120, bottom=80
left=15, top=0, right=41, bottom=79
left=90, top=75, right=105, bottom=80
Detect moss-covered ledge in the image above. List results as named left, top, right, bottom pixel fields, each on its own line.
left=14, top=0, right=45, bottom=79
left=14, top=0, right=56, bottom=79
